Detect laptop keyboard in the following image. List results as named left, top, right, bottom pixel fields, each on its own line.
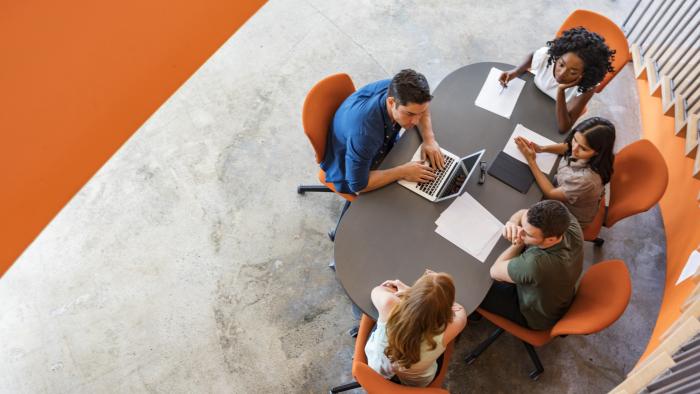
left=417, top=155, right=455, bottom=196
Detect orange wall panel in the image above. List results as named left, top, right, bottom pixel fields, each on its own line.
left=0, top=0, right=266, bottom=276
left=636, top=78, right=700, bottom=362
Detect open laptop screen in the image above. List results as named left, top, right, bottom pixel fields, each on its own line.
left=436, top=150, right=484, bottom=201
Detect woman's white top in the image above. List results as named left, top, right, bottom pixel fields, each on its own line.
left=365, top=320, right=446, bottom=387
left=530, top=46, right=581, bottom=102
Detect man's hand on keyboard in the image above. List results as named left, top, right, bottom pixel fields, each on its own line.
left=420, top=140, right=445, bottom=170
left=400, top=161, right=436, bottom=183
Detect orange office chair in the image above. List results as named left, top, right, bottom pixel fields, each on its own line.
left=556, top=9, right=631, bottom=93
left=330, top=314, right=453, bottom=394
left=465, top=260, right=631, bottom=380
left=583, top=139, right=669, bottom=246
left=297, top=73, right=357, bottom=241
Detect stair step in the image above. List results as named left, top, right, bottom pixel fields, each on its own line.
left=661, top=75, right=673, bottom=110
left=686, top=114, right=698, bottom=158
left=631, top=44, right=646, bottom=79
left=646, top=58, right=660, bottom=96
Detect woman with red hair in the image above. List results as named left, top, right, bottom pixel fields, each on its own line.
left=364, top=270, right=467, bottom=387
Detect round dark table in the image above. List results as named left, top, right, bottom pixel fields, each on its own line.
left=335, top=62, right=562, bottom=319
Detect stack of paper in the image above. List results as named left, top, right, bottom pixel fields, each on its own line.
left=474, top=67, right=526, bottom=119
left=503, top=124, right=559, bottom=173
left=435, top=192, right=503, bottom=263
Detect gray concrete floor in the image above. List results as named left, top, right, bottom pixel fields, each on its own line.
left=0, top=1, right=665, bottom=393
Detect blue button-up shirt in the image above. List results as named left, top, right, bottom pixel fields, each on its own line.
left=321, top=79, right=402, bottom=193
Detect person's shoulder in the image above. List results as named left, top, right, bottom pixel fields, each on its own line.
left=514, top=248, right=544, bottom=267
left=581, top=166, right=603, bottom=182
left=376, top=295, right=399, bottom=320
left=531, top=46, right=550, bottom=70
left=525, top=248, right=562, bottom=274
left=363, top=79, right=391, bottom=90
left=337, top=95, right=383, bottom=136
left=508, top=250, right=545, bottom=282
left=357, top=79, right=391, bottom=95
left=533, top=46, right=549, bottom=57
left=565, top=213, right=584, bottom=242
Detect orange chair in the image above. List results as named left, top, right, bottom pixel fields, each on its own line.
left=465, top=260, right=631, bottom=380
left=556, top=9, right=630, bottom=93
left=583, top=139, right=669, bottom=246
left=330, top=314, right=453, bottom=394
left=297, top=73, right=357, bottom=241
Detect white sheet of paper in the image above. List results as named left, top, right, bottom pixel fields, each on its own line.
left=474, top=67, right=526, bottom=119
left=503, top=124, right=559, bottom=174
left=676, top=250, right=700, bottom=285
left=468, top=228, right=502, bottom=262
left=434, top=192, right=503, bottom=263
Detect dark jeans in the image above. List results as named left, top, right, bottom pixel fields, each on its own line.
left=479, top=281, right=529, bottom=327
left=351, top=302, right=363, bottom=321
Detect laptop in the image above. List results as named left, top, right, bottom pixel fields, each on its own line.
left=398, top=147, right=485, bottom=202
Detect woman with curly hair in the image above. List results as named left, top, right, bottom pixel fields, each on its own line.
left=514, top=117, right=616, bottom=227
left=364, top=270, right=466, bottom=387
left=499, top=27, right=616, bottom=133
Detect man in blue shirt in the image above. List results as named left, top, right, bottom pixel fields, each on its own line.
left=321, top=69, right=445, bottom=194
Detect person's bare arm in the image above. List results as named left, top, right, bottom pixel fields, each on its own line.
left=489, top=243, right=525, bottom=283
left=508, top=209, right=527, bottom=228
left=417, top=109, right=445, bottom=170
left=499, top=53, right=534, bottom=86
left=540, top=142, right=569, bottom=155
left=530, top=164, right=567, bottom=201
left=359, top=162, right=435, bottom=193
left=556, top=83, right=594, bottom=133
left=442, top=303, right=467, bottom=346
left=514, top=137, right=567, bottom=201
left=491, top=209, right=527, bottom=282
left=371, top=280, right=404, bottom=321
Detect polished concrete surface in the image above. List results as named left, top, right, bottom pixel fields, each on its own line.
left=0, top=1, right=665, bottom=393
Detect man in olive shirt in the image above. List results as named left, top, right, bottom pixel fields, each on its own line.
left=480, top=200, right=583, bottom=330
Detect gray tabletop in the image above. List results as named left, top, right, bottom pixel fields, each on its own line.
left=334, top=62, right=562, bottom=319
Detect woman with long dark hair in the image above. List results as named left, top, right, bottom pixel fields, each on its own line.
left=499, top=27, right=616, bottom=133
left=364, top=270, right=466, bottom=387
left=515, top=117, right=616, bottom=227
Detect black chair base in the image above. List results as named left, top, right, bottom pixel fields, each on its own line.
left=465, top=327, right=503, bottom=364
left=329, top=381, right=360, bottom=393
left=298, top=184, right=352, bottom=242
left=465, top=327, right=544, bottom=381
left=298, top=184, right=332, bottom=194
left=328, top=200, right=351, bottom=241
left=523, top=342, right=544, bottom=380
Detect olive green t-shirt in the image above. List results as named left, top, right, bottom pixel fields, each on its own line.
left=507, top=213, right=583, bottom=330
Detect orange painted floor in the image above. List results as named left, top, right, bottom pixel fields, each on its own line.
left=0, top=0, right=266, bottom=276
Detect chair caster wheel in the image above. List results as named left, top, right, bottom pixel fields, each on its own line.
left=593, top=238, right=604, bottom=247
left=328, top=229, right=336, bottom=242
left=297, top=186, right=304, bottom=195
left=529, top=370, right=542, bottom=381
left=465, top=355, right=477, bottom=365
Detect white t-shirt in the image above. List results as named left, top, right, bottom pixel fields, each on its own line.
left=530, top=46, right=581, bottom=102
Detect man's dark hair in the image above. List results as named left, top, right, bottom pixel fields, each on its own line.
left=546, top=27, right=616, bottom=93
left=527, top=200, right=571, bottom=238
left=388, top=69, right=433, bottom=106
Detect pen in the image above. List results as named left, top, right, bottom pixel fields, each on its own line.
left=499, top=76, right=508, bottom=95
